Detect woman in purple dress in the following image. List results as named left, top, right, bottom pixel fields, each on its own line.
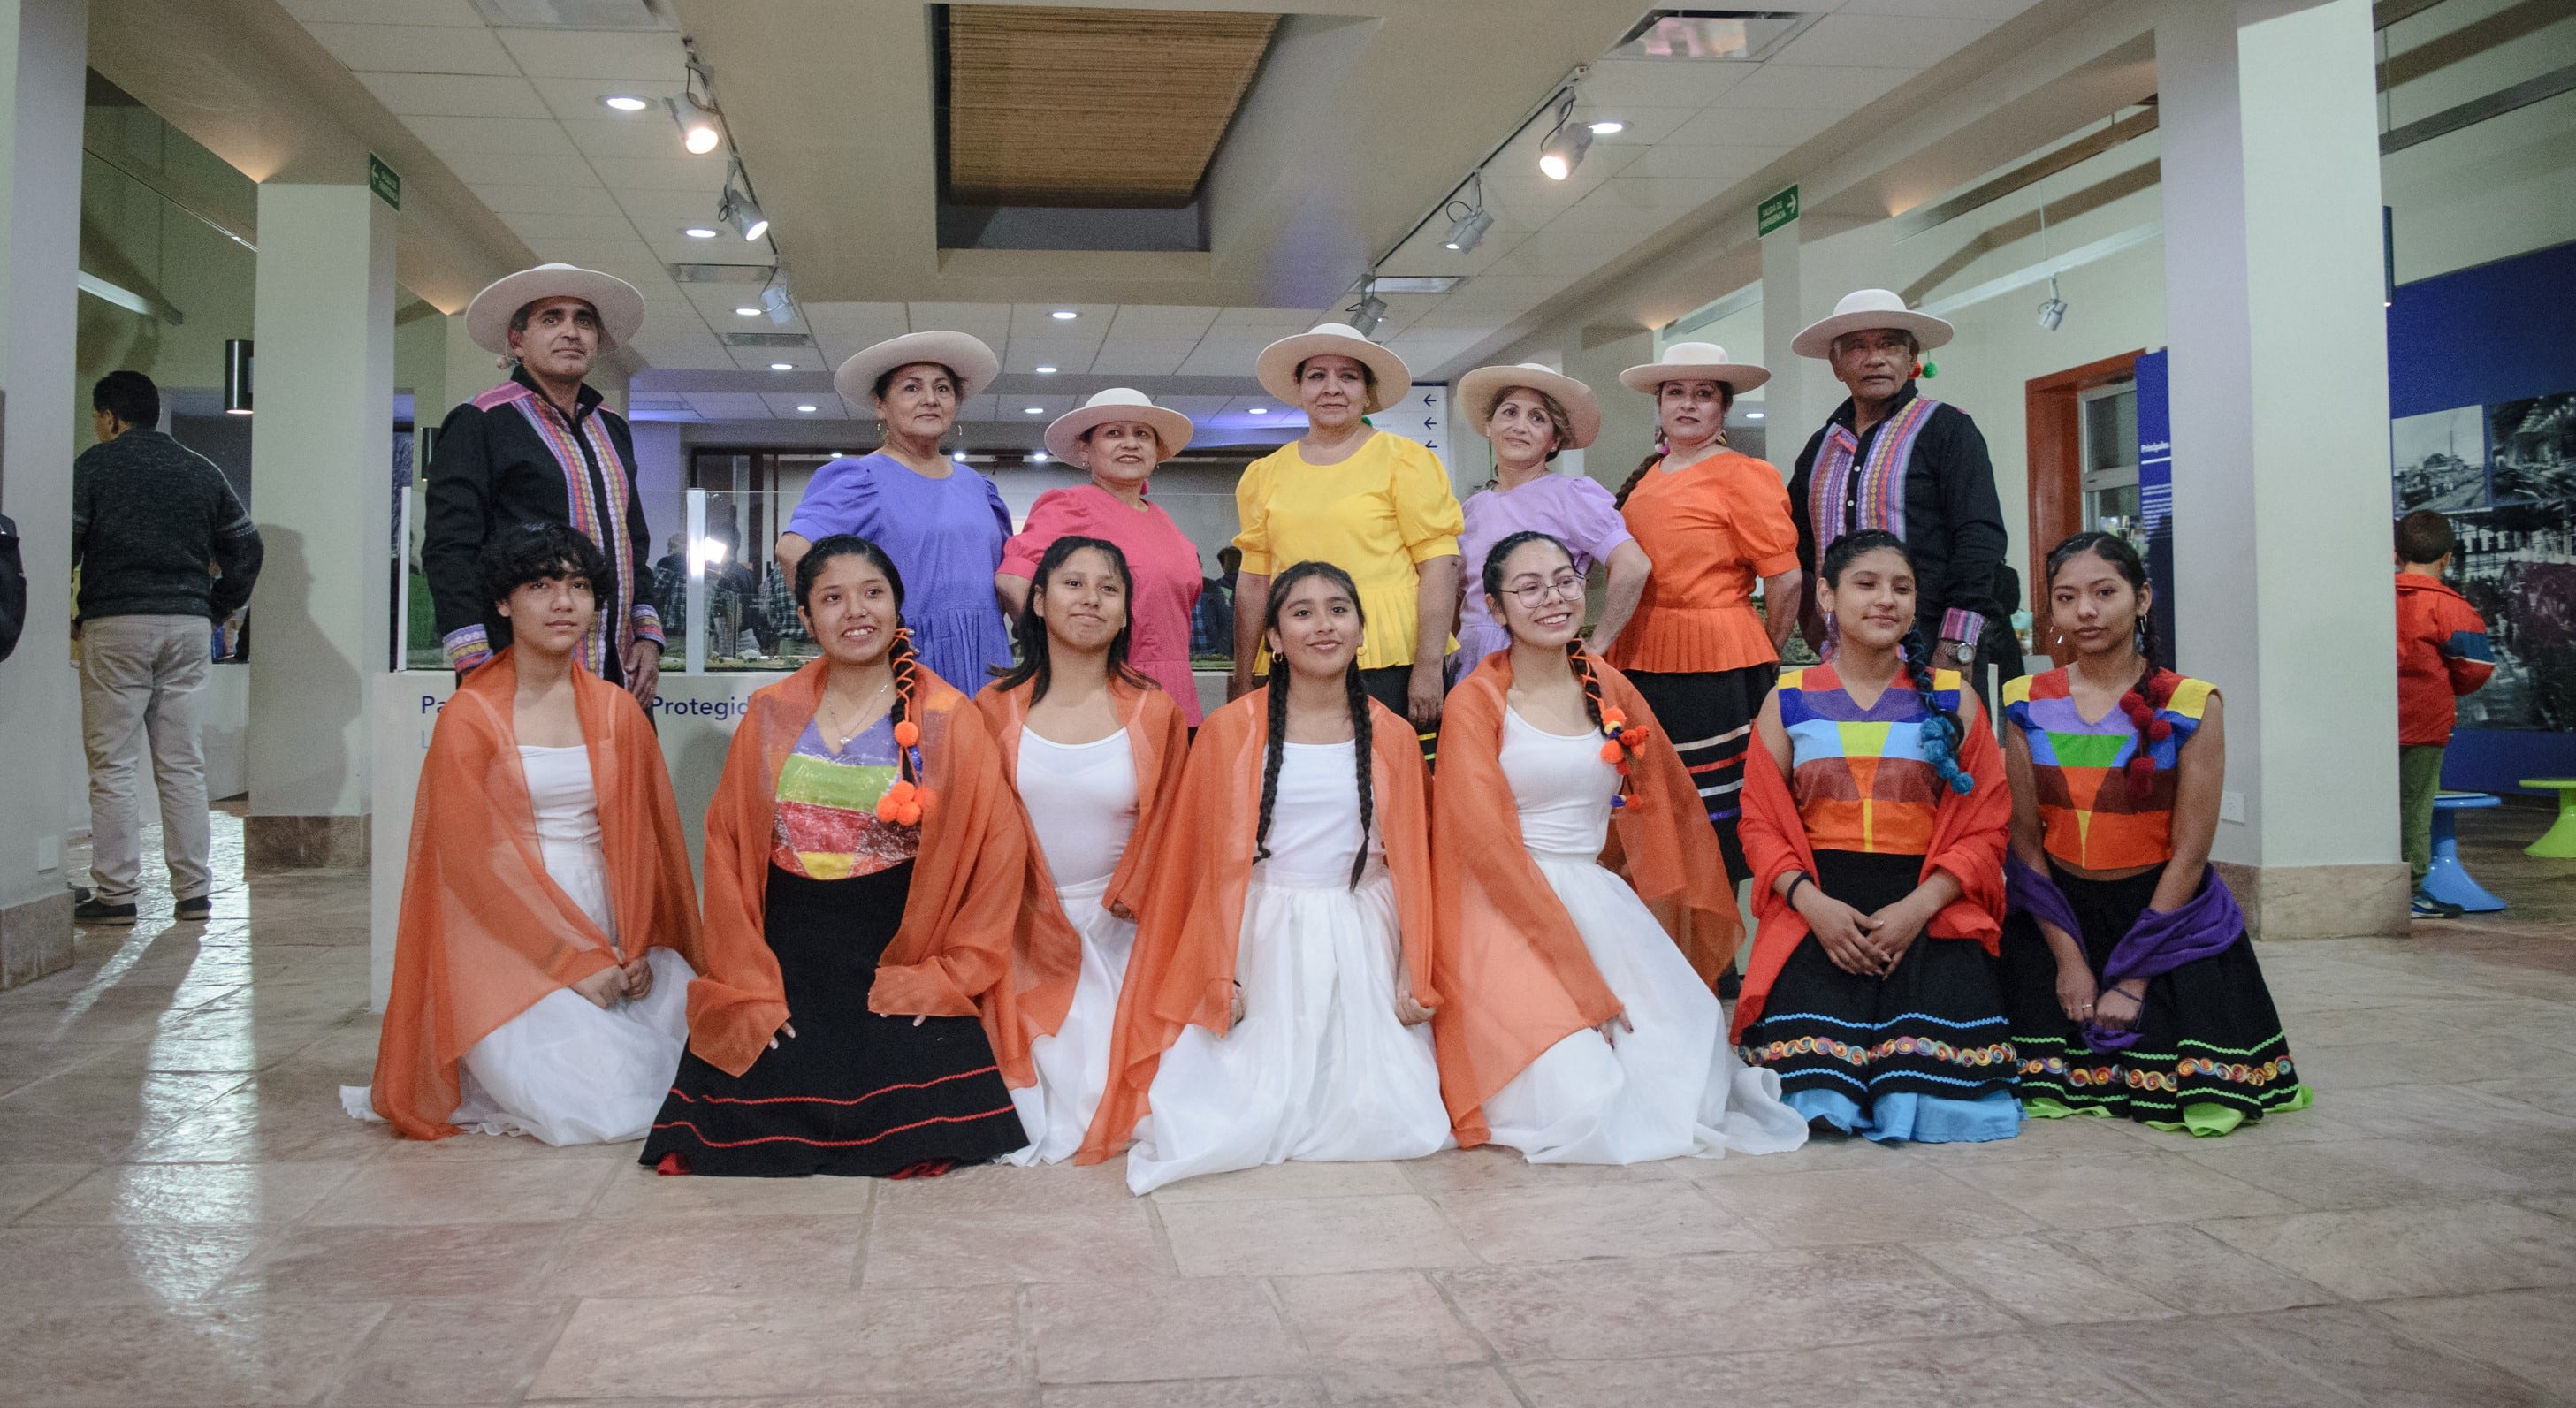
left=775, top=331, right=1014, bottom=689
left=1452, top=363, right=1649, bottom=670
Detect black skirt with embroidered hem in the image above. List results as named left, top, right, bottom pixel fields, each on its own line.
left=1624, top=664, right=1777, bottom=885
left=1736, top=850, right=2021, bottom=1142
left=1998, top=861, right=2307, bottom=1134
left=641, top=863, right=1029, bottom=1176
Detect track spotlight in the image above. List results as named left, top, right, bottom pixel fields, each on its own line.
left=669, top=95, right=720, bottom=156
left=1442, top=173, right=1492, bottom=252
left=2036, top=276, right=2067, bottom=331
left=1349, top=278, right=1388, bottom=338
left=762, top=282, right=796, bottom=325
left=720, top=186, right=768, bottom=241
left=1537, top=92, right=1590, bottom=180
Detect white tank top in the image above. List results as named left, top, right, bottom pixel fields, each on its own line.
left=1258, top=741, right=1383, bottom=886
left=517, top=744, right=618, bottom=944
left=1499, top=709, right=1618, bottom=859
left=1017, top=726, right=1139, bottom=887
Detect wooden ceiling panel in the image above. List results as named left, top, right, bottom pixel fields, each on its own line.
left=945, top=5, right=1278, bottom=209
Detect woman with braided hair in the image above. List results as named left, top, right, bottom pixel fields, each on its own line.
left=1998, top=532, right=2307, bottom=1135
left=1080, top=560, right=1449, bottom=1192
left=1429, top=532, right=1809, bottom=1163
left=1734, top=530, right=2019, bottom=1143
left=642, top=535, right=1040, bottom=1176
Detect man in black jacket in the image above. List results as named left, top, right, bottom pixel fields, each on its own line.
left=72, top=370, right=263, bottom=925
left=423, top=263, right=663, bottom=702
left=1787, top=288, right=2023, bottom=705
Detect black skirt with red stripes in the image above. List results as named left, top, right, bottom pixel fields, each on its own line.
left=641, top=862, right=1029, bottom=1176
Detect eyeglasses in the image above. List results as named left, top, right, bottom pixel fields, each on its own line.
left=1504, top=575, right=1585, bottom=605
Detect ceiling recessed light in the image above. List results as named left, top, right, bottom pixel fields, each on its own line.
left=602, top=95, right=650, bottom=112
left=1248, top=407, right=1269, bottom=415
left=1033, top=365, right=1057, bottom=375
left=953, top=450, right=968, bottom=462
left=770, top=362, right=793, bottom=371
left=1030, top=451, right=1048, bottom=463
left=1049, top=309, right=1077, bottom=321
left=795, top=404, right=817, bottom=413
left=1588, top=119, right=1626, bottom=134
left=735, top=306, right=760, bottom=316
left=1746, top=411, right=1764, bottom=419
left=1024, top=407, right=1044, bottom=415
left=682, top=226, right=717, bottom=239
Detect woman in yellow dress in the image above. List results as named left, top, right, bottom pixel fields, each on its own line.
left=1229, top=322, right=1464, bottom=751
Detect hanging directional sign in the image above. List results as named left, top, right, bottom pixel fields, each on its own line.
left=1408, top=382, right=1451, bottom=479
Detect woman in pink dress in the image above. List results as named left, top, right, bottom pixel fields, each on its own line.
left=998, top=389, right=1208, bottom=724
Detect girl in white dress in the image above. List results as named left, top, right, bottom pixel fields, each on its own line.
left=352, top=522, right=701, bottom=1145
left=1432, top=531, right=1808, bottom=1163
left=1081, top=561, right=1451, bottom=1191
left=976, top=537, right=1192, bottom=1164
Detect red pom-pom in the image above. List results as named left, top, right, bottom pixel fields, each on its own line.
left=2123, top=757, right=2154, bottom=791
left=1620, top=727, right=1649, bottom=748
left=1599, top=741, right=1625, bottom=763
left=2146, top=719, right=2173, bottom=742
left=1614, top=761, right=1632, bottom=777
left=893, top=719, right=920, bottom=749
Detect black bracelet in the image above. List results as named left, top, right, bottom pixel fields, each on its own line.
left=1784, top=873, right=1812, bottom=905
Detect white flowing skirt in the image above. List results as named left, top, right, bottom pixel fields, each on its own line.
left=1481, top=854, right=1810, bottom=1164
left=1125, top=866, right=1452, bottom=1194
left=1005, top=876, right=1135, bottom=1165
left=341, top=947, right=695, bottom=1145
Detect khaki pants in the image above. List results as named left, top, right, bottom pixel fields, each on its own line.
left=79, top=614, right=212, bottom=903
left=2399, top=742, right=2446, bottom=887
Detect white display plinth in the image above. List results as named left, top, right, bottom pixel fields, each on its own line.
left=366, top=670, right=780, bottom=1010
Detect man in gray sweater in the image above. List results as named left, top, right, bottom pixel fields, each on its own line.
left=71, top=370, right=263, bottom=925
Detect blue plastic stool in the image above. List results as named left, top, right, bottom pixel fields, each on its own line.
left=2425, top=792, right=2506, bottom=914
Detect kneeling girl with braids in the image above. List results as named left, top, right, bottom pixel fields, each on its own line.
left=642, top=535, right=1037, bottom=1176
left=1080, top=560, right=1450, bottom=1193
left=978, top=537, right=1193, bottom=1164
left=1429, top=532, right=1810, bottom=1164
left=1734, top=530, right=2019, bottom=1144
left=1997, top=532, right=2307, bottom=1135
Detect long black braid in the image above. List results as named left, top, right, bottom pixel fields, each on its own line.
left=2046, top=530, right=2176, bottom=795
left=1821, top=529, right=1971, bottom=795
left=796, top=533, right=927, bottom=812
left=1251, top=560, right=1376, bottom=890
left=1614, top=382, right=1735, bottom=508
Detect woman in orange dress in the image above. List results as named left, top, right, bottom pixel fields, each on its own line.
left=1604, top=343, right=1803, bottom=883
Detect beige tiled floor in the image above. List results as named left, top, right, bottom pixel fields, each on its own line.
left=3, top=803, right=2572, bottom=1405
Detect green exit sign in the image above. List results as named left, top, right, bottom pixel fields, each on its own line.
left=368, top=154, right=401, bottom=210
left=1757, top=184, right=1799, bottom=236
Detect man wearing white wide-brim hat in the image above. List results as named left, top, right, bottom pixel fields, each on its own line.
left=423, top=263, right=663, bottom=703
left=1785, top=288, right=2021, bottom=703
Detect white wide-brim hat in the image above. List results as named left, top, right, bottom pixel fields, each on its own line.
left=833, top=331, right=1001, bottom=407
left=1618, top=341, right=1772, bottom=395
left=465, top=263, right=645, bottom=356
left=1254, top=322, right=1411, bottom=414
left=1456, top=362, right=1603, bottom=450
left=1045, top=387, right=1195, bottom=464
left=1791, top=287, right=1955, bottom=359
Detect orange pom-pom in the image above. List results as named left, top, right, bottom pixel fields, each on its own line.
left=1599, top=741, right=1625, bottom=763
left=1615, top=760, right=1632, bottom=777
left=893, top=719, right=920, bottom=749
left=1620, top=726, right=1650, bottom=748
left=1599, top=708, right=1627, bottom=731
left=894, top=803, right=923, bottom=826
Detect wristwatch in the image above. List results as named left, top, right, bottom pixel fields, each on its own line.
left=1946, top=636, right=1977, bottom=666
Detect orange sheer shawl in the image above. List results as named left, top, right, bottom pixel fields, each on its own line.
left=1730, top=709, right=2010, bottom=1041
left=1429, top=651, right=1742, bottom=1145
left=1074, top=689, right=1436, bottom=1163
left=685, top=658, right=1033, bottom=1080
left=974, top=674, right=1192, bottom=1048
left=370, top=650, right=702, bottom=1139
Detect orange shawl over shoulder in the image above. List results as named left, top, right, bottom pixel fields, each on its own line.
left=1729, top=706, right=2010, bottom=1042
left=686, top=658, right=1033, bottom=1080
left=973, top=674, right=1192, bottom=1047
left=370, top=650, right=702, bottom=1139
left=1429, top=651, right=1742, bottom=1145
left=1075, top=689, right=1436, bottom=1163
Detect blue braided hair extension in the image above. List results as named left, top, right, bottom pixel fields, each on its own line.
left=1901, top=626, right=1974, bottom=795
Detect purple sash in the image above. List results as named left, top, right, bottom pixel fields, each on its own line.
left=2007, top=854, right=2245, bottom=1053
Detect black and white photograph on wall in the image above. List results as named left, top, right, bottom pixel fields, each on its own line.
left=2488, top=392, right=2576, bottom=505
left=2391, top=403, right=2487, bottom=512
left=2440, top=499, right=2576, bottom=733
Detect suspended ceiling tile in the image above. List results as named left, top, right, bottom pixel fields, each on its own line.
left=610, top=186, right=728, bottom=231
left=1106, top=305, right=1222, bottom=334
left=1209, top=307, right=1319, bottom=329
left=730, top=346, right=819, bottom=372
left=283, top=0, right=483, bottom=21
left=1716, top=64, right=1905, bottom=110
left=1616, top=143, right=1792, bottom=180
left=537, top=77, right=686, bottom=125
left=561, top=116, right=693, bottom=162
left=357, top=72, right=549, bottom=118
left=1175, top=343, right=1262, bottom=376
left=1008, top=302, right=1118, bottom=337
left=1567, top=106, right=1706, bottom=147
left=955, top=394, right=1002, bottom=422
left=687, top=392, right=777, bottom=419
left=441, top=151, right=603, bottom=186
left=1767, top=12, right=1995, bottom=69
left=302, top=22, right=517, bottom=75
left=905, top=302, right=1013, bottom=345
left=498, top=210, right=644, bottom=244
left=1160, top=395, right=1235, bottom=417
left=404, top=115, right=578, bottom=157
left=586, top=155, right=728, bottom=193
left=494, top=27, right=684, bottom=83
left=1663, top=105, right=1845, bottom=148
left=471, top=182, right=624, bottom=216
left=1002, top=394, right=1078, bottom=417
left=1002, top=339, right=1102, bottom=374
left=1089, top=341, right=1200, bottom=376
left=802, top=301, right=915, bottom=351
left=765, top=392, right=846, bottom=419
left=1839, top=0, right=2036, bottom=17
left=625, top=329, right=733, bottom=371
left=1579, top=57, right=1757, bottom=109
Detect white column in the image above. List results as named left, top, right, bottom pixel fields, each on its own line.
left=0, top=0, right=85, bottom=986
left=441, top=309, right=497, bottom=422
left=246, top=184, right=395, bottom=868
left=2159, top=0, right=2405, bottom=938
left=1758, top=214, right=1810, bottom=466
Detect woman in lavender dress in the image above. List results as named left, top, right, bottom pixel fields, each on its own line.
left=775, top=331, right=1015, bottom=689
left=1452, top=364, right=1650, bottom=671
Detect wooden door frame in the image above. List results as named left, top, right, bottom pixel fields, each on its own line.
left=2024, top=349, right=2144, bottom=659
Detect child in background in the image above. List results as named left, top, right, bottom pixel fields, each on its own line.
left=2393, top=510, right=2496, bottom=919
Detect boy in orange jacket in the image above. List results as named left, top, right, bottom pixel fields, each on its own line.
left=2394, top=510, right=2496, bottom=918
